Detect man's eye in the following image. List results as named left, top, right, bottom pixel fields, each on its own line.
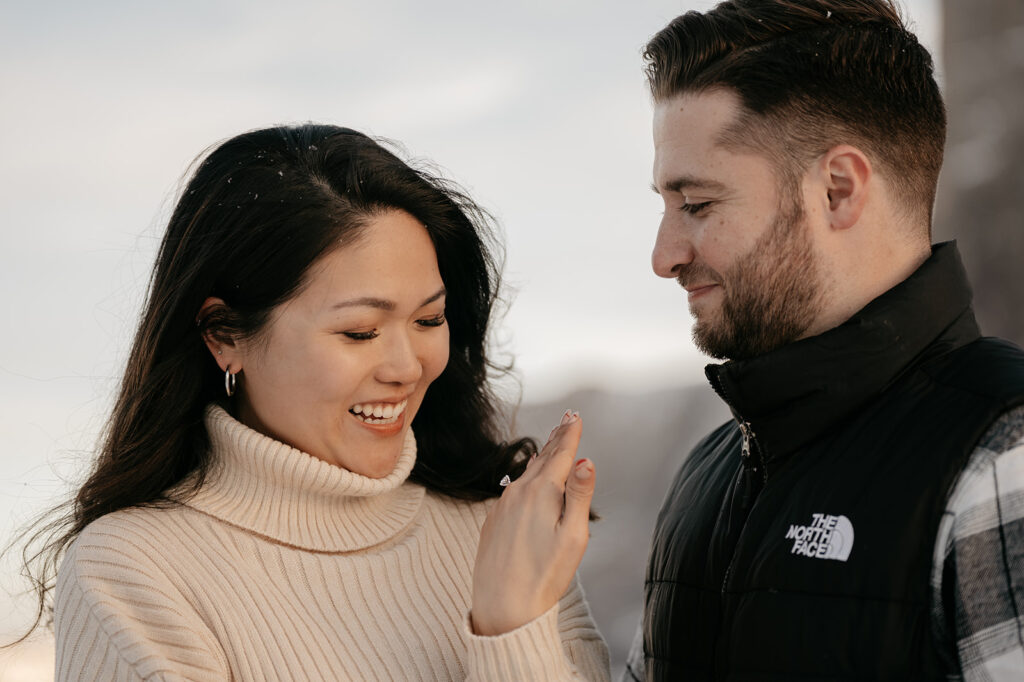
left=681, top=201, right=712, bottom=215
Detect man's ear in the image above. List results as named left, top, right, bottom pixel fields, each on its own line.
left=821, top=144, right=872, bottom=231
left=197, top=297, right=243, bottom=373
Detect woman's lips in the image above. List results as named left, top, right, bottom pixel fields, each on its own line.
left=350, top=409, right=406, bottom=436
left=348, top=398, right=409, bottom=436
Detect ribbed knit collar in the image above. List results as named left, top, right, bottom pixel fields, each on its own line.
left=705, top=241, right=981, bottom=464
left=181, top=405, right=425, bottom=552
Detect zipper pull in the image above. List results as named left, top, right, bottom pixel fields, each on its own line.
left=738, top=421, right=753, bottom=459
left=738, top=420, right=769, bottom=483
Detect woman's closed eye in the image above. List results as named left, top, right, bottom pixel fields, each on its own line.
left=338, top=314, right=444, bottom=341
left=416, top=313, right=446, bottom=329
left=340, top=329, right=379, bottom=341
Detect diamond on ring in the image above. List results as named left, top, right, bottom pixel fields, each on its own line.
left=499, top=475, right=511, bottom=487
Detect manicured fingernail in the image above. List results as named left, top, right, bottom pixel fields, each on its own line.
left=560, top=409, right=573, bottom=425
left=569, top=411, right=580, bottom=423
left=575, top=459, right=592, bottom=479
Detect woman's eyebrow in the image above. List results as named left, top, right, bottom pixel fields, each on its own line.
left=420, top=287, right=446, bottom=307
left=330, top=297, right=394, bottom=311
left=330, top=287, right=446, bottom=312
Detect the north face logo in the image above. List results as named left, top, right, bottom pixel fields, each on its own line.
left=785, top=513, right=854, bottom=561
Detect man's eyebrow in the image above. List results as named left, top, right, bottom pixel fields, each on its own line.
left=330, top=286, right=446, bottom=312
left=651, top=176, right=728, bottom=195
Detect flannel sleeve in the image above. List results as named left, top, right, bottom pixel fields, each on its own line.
left=933, top=405, right=1024, bottom=681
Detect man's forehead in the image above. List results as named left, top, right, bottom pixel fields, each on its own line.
left=653, top=89, right=743, bottom=144
left=652, top=90, right=759, bottom=193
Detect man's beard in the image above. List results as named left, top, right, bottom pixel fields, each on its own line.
left=679, top=193, right=824, bottom=361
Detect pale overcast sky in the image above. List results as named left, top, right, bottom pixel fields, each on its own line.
left=0, top=0, right=940, bottom=633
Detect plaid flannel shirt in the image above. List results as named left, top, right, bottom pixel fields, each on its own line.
left=623, top=405, right=1024, bottom=681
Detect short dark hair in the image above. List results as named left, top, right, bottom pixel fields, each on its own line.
left=644, top=0, right=946, bottom=225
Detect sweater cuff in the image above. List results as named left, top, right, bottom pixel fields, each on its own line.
left=463, top=603, right=575, bottom=681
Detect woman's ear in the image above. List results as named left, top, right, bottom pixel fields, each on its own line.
left=197, top=297, right=242, bottom=373
left=821, top=144, right=872, bottom=232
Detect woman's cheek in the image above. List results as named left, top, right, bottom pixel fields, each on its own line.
left=428, top=330, right=451, bottom=381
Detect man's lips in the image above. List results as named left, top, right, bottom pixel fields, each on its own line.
left=686, top=283, right=720, bottom=301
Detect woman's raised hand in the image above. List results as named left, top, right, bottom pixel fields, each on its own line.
left=471, top=410, right=595, bottom=636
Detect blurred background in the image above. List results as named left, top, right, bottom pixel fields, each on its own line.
left=3, top=0, right=1021, bottom=678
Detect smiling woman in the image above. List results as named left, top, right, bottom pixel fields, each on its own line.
left=12, top=125, right=609, bottom=680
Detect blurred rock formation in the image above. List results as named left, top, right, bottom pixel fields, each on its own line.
left=934, top=0, right=1024, bottom=345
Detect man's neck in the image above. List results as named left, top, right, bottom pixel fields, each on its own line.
left=801, top=241, right=932, bottom=341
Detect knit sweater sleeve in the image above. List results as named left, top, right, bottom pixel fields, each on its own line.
left=54, top=513, right=230, bottom=682
left=463, top=573, right=611, bottom=681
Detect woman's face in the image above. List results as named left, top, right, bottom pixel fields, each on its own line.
left=230, top=209, right=450, bottom=477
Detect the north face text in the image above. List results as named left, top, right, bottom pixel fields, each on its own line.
left=785, top=513, right=854, bottom=561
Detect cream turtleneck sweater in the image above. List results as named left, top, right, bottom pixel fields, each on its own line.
left=54, top=405, right=610, bottom=681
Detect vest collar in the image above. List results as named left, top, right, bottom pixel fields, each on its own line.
left=179, top=405, right=425, bottom=552
left=705, top=242, right=980, bottom=463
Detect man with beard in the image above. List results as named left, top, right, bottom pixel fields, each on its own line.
left=626, top=0, right=1024, bottom=679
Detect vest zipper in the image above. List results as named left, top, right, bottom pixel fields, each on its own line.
left=708, top=371, right=769, bottom=597
left=707, top=370, right=769, bottom=481
left=721, top=561, right=733, bottom=593
left=707, top=368, right=774, bottom=674
left=721, top=420, right=766, bottom=595
left=738, top=420, right=768, bottom=484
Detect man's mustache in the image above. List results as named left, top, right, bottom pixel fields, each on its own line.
left=675, top=262, right=723, bottom=290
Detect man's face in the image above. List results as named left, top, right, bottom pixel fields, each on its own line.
left=651, top=89, right=826, bottom=360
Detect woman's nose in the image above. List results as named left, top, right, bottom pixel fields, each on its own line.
left=375, top=332, right=423, bottom=385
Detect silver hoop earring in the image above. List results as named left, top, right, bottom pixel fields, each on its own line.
left=225, top=369, right=237, bottom=397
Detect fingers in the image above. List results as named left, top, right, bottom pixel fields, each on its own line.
left=515, top=409, right=580, bottom=486
left=561, top=458, right=595, bottom=548
left=473, top=409, right=593, bottom=636
left=536, top=413, right=582, bottom=484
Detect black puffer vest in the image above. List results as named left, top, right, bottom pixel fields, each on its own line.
left=641, top=243, right=1024, bottom=681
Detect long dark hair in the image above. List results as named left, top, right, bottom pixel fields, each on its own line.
left=12, top=124, right=534, bottom=640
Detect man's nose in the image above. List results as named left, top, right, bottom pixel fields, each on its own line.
left=651, top=216, right=694, bottom=279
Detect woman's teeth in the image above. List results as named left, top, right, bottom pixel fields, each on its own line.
left=350, top=400, right=408, bottom=425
